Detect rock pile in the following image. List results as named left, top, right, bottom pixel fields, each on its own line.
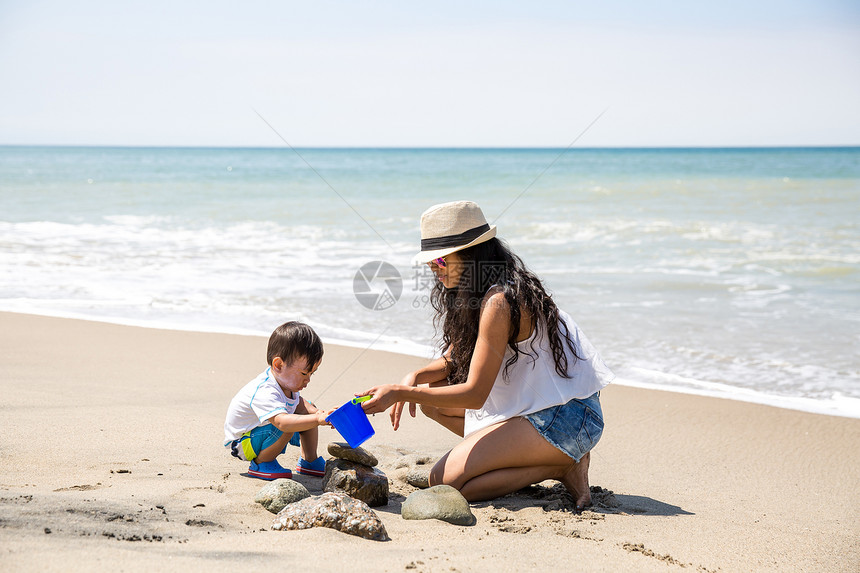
left=328, top=442, right=378, bottom=466
left=322, top=442, right=389, bottom=507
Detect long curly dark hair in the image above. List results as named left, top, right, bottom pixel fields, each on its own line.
left=430, top=237, right=583, bottom=385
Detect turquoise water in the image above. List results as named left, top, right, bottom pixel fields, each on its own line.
left=1, top=146, right=858, bottom=416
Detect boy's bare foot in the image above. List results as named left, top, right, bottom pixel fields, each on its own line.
left=559, top=451, right=591, bottom=511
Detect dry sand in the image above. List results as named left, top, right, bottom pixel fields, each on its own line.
left=0, top=311, right=858, bottom=572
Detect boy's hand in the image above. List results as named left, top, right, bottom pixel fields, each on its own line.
left=316, top=410, right=333, bottom=426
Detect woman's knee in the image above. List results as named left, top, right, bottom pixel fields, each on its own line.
left=428, top=464, right=443, bottom=487
left=428, top=451, right=468, bottom=490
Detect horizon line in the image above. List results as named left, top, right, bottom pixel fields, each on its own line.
left=2, top=143, right=859, bottom=151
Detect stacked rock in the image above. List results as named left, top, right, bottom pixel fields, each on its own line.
left=322, top=442, right=389, bottom=507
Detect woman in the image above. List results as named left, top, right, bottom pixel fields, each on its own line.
left=361, top=200, right=613, bottom=509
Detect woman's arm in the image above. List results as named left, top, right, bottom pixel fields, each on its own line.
left=362, top=293, right=511, bottom=414
left=388, top=355, right=449, bottom=430
left=407, top=355, right=451, bottom=386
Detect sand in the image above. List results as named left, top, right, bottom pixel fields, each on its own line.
left=0, top=311, right=857, bottom=572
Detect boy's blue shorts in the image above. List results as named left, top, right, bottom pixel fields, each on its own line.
left=229, top=424, right=301, bottom=461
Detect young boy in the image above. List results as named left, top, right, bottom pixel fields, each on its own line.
left=223, top=321, right=330, bottom=480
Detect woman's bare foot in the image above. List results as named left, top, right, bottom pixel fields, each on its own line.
left=559, top=451, right=591, bottom=511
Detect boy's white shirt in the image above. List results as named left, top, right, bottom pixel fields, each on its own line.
left=223, top=367, right=300, bottom=445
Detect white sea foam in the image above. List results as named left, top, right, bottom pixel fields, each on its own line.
left=614, top=370, right=860, bottom=419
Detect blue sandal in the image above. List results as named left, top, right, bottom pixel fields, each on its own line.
left=248, top=459, right=293, bottom=480
left=295, top=456, right=326, bottom=477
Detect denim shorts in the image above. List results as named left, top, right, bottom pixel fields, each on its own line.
left=229, top=424, right=300, bottom=461
left=524, top=392, right=604, bottom=462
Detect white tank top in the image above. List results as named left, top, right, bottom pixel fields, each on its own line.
left=463, top=310, right=614, bottom=437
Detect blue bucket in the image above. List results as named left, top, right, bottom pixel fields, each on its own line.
left=326, top=397, right=375, bottom=448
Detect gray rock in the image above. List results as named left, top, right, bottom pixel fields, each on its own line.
left=401, top=484, right=475, bottom=526
left=254, top=479, right=311, bottom=514
left=327, top=442, right=378, bottom=467
left=405, top=467, right=430, bottom=489
left=323, top=459, right=389, bottom=507
left=272, top=492, right=388, bottom=541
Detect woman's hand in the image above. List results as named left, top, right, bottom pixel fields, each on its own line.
left=388, top=372, right=420, bottom=431
left=358, top=384, right=403, bottom=417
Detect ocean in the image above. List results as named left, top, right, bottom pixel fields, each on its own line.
left=1, top=146, right=858, bottom=417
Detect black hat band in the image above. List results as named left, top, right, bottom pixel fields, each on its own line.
left=421, top=224, right=490, bottom=251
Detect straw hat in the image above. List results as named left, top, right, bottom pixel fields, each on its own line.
left=413, top=200, right=497, bottom=264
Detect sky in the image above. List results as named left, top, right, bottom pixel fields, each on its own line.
left=0, top=0, right=858, bottom=147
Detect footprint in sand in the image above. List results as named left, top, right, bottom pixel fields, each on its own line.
left=53, top=484, right=104, bottom=492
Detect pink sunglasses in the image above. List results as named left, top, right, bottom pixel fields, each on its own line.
left=430, top=256, right=447, bottom=268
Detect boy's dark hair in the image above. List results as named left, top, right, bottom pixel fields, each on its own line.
left=267, top=321, right=324, bottom=370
